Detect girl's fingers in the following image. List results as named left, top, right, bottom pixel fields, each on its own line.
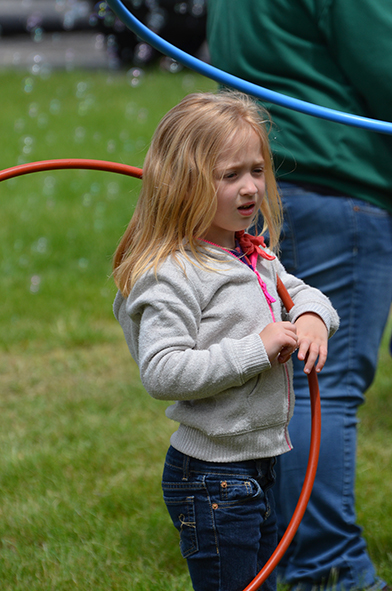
left=315, top=345, right=328, bottom=372
left=294, top=313, right=329, bottom=373
left=278, top=344, right=297, bottom=364
left=300, top=342, right=328, bottom=374
left=297, top=339, right=310, bottom=363
left=259, top=322, right=298, bottom=363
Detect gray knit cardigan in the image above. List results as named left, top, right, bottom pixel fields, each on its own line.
left=114, top=242, right=339, bottom=463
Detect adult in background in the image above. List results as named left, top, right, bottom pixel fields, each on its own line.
left=207, top=2, right=392, bottom=591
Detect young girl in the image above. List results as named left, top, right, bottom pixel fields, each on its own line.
left=113, top=92, right=339, bottom=591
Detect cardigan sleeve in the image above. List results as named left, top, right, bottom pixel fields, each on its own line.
left=275, top=258, right=340, bottom=338
left=122, top=266, right=271, bottom=401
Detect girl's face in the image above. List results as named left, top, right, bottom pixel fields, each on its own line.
left=204, top=129, right=266, bottom=249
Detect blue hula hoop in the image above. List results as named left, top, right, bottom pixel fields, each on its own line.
left=106, top=0, right=392, bottom=136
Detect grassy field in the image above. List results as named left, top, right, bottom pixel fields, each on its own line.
left=0, top=68, right=391, bottom=589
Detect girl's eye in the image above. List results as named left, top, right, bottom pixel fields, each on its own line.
left=224, top=172, right=237, bottom=179
left=253, top=168, right=264, bottom=175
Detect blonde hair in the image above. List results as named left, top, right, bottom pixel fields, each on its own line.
left=113, top=91, right=282, bottom=296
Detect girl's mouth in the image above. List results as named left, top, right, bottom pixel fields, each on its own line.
left=238, top=202, right=255, bottom=216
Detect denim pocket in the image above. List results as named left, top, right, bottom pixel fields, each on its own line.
left=351, top=199, right=391, bottom=217
left=162, top=493, right=198, bottom=558
left=218, top=477, right=262, bottom=505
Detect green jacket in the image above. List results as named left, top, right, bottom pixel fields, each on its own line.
left=207, top=0, right=392, bottom=213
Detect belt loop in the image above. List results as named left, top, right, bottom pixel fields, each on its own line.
left=182, top=454, right=190, bottom=481
left=255, top=459, right=264, bottom=480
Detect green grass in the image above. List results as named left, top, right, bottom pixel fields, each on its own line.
left=357, top=324, right=392, bottom=580
left=0, top=343, right=190, bottom=590
left=0, top=66, right=214, bottom=589
left=0, top=68, right=391, bottom=589
left=0, top=68, right=216, bottom=351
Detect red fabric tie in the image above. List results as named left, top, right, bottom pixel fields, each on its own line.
left=235, top=230, right=275, bottom=261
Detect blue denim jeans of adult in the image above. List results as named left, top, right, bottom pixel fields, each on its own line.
left=274, top=183, right=392, bottom=591
left=162, top=445, right=278, bottom=591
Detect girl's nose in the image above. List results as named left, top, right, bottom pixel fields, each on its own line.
left=240, top=175, right=258, bottom=195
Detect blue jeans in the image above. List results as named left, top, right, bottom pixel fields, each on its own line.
left=162, top=446, right=277, bottom=591
left=275, top=184, right=392, bottom=591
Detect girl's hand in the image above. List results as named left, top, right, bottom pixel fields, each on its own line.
left=294, top=313, right=328, bottom=374
left=259, top=322, right=298, bottom=366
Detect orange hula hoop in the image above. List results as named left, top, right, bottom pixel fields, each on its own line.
left=1, top=159, right=321, bottom=591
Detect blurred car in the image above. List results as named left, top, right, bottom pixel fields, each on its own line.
left=0, top=0, right=92, bottom=36
left=0, top=0, right=207, bottom=67
left=89, top=0, right=207, bottom=65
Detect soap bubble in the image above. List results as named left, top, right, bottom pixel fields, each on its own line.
left=82, top=193, right=92, bottom=207
left=78, top=258, right=89, bottom=270
left=136, top=137, right=147, bottom=151
left=76, top=81, right=88, bottom=98
left=146, top=0, right=159, bottom=9
left=191, top=0, right=206, bottom=17
left=45, top=131, right=57, bottom=145
left=67, top=228, right=77, bottom=242
left=23, top=77, right=34, bottom=93
left=30, top=53, right=45, bottom=75
left=78, top=96, right=96, bottom=116
left=74, top=126, right=86, bottom=143
left=160, top=57, right=182, bottom=73
left=107, top=181, right=119, bottom=199
left=65, top=48, right=76, bottom=70
left=63, top=11, right=76, bottom=30
left=22, top=136, right=35, bottom=155
left=100, top=287, right=110, bottom=299
left=49, top=99, right=61, bottom=115
left=123, top=140, right=135, bottom=153
left=90, top=182, right=101, bottom=195
left=19, top=256, right=29, bottom=267
left=106, top=33, right=117, bottom=51
left=125, top=101, right=137, bottom=120
left=120, top=129, right=135, bottom=152
left=31, top=237, right=48, bottom=254
left=26, top=13, right=43, bottom=33
left=174, top=3, right=187, bottom=15
left=30, top=275, right=41, bottom=294
left=94, top=33, right=105, bottom=51
left=133, top=43, right=154, bottom=66
left=14, top=118, right=26, bottom=133
left=37, top=113, right=49, bottom=129
left=182, top=74, right=197, bottom=91
left=39, top=63, right=52, bottom=80
left=146, top=8, right=167, bottom=32
left=13, top=53, right=22, bottom=66
left=92, top=1, right=116, bottom=27
left=137, top=107, right=149, bottom=124
left=32, top=28, right=44, bottom=43
left=126, top=67, right=145, bottom=88
left=29, top=102, right=39, bottom=118
left=43, top=176, right=56, bottom=196
left=106, top=140, right=116, bottom=153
